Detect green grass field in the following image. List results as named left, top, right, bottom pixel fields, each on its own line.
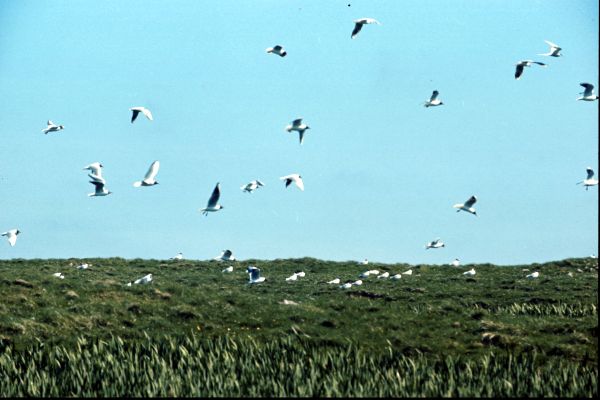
left=0, top=257, right=597, bottom=396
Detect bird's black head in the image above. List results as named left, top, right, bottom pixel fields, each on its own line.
left=16, top=230, right=21, bottom=235
left=155, top=181, right=159, bottom=185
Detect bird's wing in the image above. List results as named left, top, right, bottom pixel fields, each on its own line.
left=544, top=40, right=560, bottom=49
left=144, top=160, right=160, bottom=181
left=142, top=108, right=153, bottom=121
left=533, top=61, right=546, bottom=66
left=251, top=269, right=260, bottom=280
left=351, top=22, right=363, bottom=38
left=295, top=177, right=305, bottom=191
left=47, top=120, right=54, bottom=126
left=464, top=196, right=477, bottom=208
left=292, top=118, right=303, bottom=126
left=580, top=83, right=594, bottom=97
left=587, top=168, right=595, bottom=179
left=90, top=181, right=105, bottom=194
left=8, top=234, right=17, bottom=246
left=515, top=64, right=524, bottom=79
left=299, top=130, right=305, bottom=145
left=223, top=250, right=232, bottom=258
left=88, top=173, right=106, bottom=184
left=430, top=90, right=439, bottom=101
left=207, top=183, right=221, bottom=207
left=256, top=180, right=264, bottom=186
left=273, top=45, right=282, bottom=52
left=131, top=109, right=140, bottom=123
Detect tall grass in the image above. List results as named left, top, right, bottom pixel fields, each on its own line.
left=0, top=335, right=596, bottom=397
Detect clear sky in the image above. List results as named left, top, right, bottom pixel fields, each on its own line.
left=0, top=0, right=598, bottom=265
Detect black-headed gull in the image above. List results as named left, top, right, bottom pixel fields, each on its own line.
left=77, top=263, right=89, bottom=270
left=1, top=229, right=20, bottom=247
left=514, top=60, right=546, bottom=80
left=577, top=83, right=599, bottom=101
left=285, top=119, right=310, bottom=145
left=83, top=162, right=105, bottom=184
left=538, top=40, right=562, bottom=57
left=215, top=249, right=235, bottom=262
left=402, top=269, right=413, bottom=276
left=576, top=168, right=598, bottom=190
left=247, top=266, right=266, bottom=284
left=133, top=273, right=153, bottom=284
left=339, top=281, right=353, bottom=289
left=327, top=278, right=341, bottom=284
left=526, top=271, right=539, bottom=279
left=171, top=252, right=183, bottom=261
left=425, top=238, right=445, bottom=249
left=222, top=266, right=234, bottom=273
left=352, top=279, right=363, bottom=286
left=390, top=274, right=402, bottom=280
left=351, top=18, right=381, bottom=39
left=463, top=268, right=476, bottom=276
left=42, top=120, right=64, bottom=134
left=424, top=90, right=443, bottom=107
left=266, top=45, right=287, bottom=57
left=285, top=273, right=299, bottom=281
left=360, top=269, right=380, bottom=278
left=453, top=195, right=477, bottom=216
left=361, top=259, right=369, bottom=265
left=130, top=106, right=153, bottom=123
left=377, top=272, right=390, bottom=279
left=280, top=174, right=304, bottom=191
left=88, top=181, right=112, bottom=197
left=133, top=160, right=160, bottom=187
left=200, top=183, right=223, bottom=215
left=452, top=258, right=461, bottom=267
left=241, top=180, right=265, bottom=193
left=52, top=272, right=65, bottom=279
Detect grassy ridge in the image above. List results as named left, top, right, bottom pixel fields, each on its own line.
left=0, top=257, right=597, bottom=396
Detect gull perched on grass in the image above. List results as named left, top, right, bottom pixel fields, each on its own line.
left=390, top=274, right=402, bottom=280
left=280, top=174, right=304, bottom=191
left=327, top=278, right=341, bottom=284
left=377, top=272, right=390, bottom=279
left=215, top=249, right=235, bottom=262
left=576, top=168, right=598, bottom=190
left=83, top=162, right=105, bottom=184
left=222, top=266, right=234, bottom=273
left=577, top=83, right=599, bottom=101
left=200, top=183, right=223, bottom=215
left=360, top=269, right=380, bottom=278
left=352, top=279, right=363, bottom=286
left=351, top=18, right=381, bottom=39
left=453, top=195, right=478, bottom=216
left=247, top=266, right=266, bottom=284
left=402, top=269, right=413, bottom=276
left=76, top=263, right=89, bottom=270
left=134, top=273, right=153, bottom=285
left=88, top=181, right=112, bottom=197
left=42, top=120, right=64, bottom=134
left=130, top=106, right=153, bottom=123
left=339, top=281, right=353, bottom=289
left=538, top=40, right=562, bottom=57
left=452, top=258, right=461, bottom=267
left=424, top=90, right=443, bottom=107
left=1, top=229, right=20, bottom=247
left=52, top=272, right=65, bottom=279
left=285, top=119, right=310, bottom=145
left=526, top=271, right=540, bottom=279
left=286, top=273, right=299, bottom=281
left=133, top=160, right=160, bottom=187
left=425, top=238, right=445, bottom=249
left=266, top=45, right=287, bottom=57
left=241, top=180, right=265, bottom=193
left=171, top=252, right=183, bottom=261
left=463, top=268, right=476, bottom=276
left=514, top=60, right=546, bottom=80
left=361, top=259, right=369, bottom=265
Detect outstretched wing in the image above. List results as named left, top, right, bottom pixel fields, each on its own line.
left=90, top=180, right=105, bottom=194
left=351, top=22, right=363, bottom=38
left=207, top=183, right=221, bottom=207
left=544, top=40, right=560, bottom=50
left=515, top=64, right=524, bottom=79
left=144, top=160, right=160, bottom=181
left=430, top=90, right=439, bottom=102
left=141, top=108, right=154, bottom=121
left=464, top=195, right=477, bottom=208
left=580, top=83, right=594, bottom=97
left=587, top=168, right=595, bottom=180
left=295, top=176, right=305, bottom=191
left=292, top=118, right=303, bottom=127
left=130, top=109, right=140, bottom=123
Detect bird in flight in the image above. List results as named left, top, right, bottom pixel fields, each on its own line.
left=247, top=266, right=266, bottom=284
left=577, top=83, right=599, bottom=101
left=453, top=195, right=478, bottom=216
left=130, top=106, right=153, bottom=123
left=285, top=118, right=311, bottom=145
left=241, top=180, right=265, bottom=193
left=538, top=40, right=562, bottom=57
left=576, top=167, right=598, bottom=190
left=425, top=238, right=445, bottom=249
left=215, top=249, right=235, bottom=262
left=424, top=90, right=443, bottom=107
left=200, top=183, right=223, bottom=215
left=83, top=162, right=106, bottom=184
left=351, top=18, right=381, bottom=39
left=280, top=174, right=304, bottom=191
left=42, top=120, right=64, bottom=134
left=1, top=229, right=20, bottom=247
left=514, top=60, right=546, bottom=80
left=88, top=181, right=112, bottom=197
left=266, top=45, right=287, bottom=57
left=133, top=160, right=160, bottom=187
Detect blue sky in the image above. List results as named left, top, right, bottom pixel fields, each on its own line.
left=0, top=0, right=597, bottom=265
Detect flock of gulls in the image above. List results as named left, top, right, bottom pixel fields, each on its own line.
left=2, top=15, right=598, bottom=289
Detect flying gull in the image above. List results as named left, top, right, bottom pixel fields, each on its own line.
left=280, top=174, right=304, bottom=191
left=538, top=40, right=562, bottom=57
left=42, top=120, right=64, bottom=134
left=215, top=249, right=236, bottom=262
left=576, top=167, right=598, bottom=190
left=171, top=252, right=183, bottom=261
left=88, top=181, right=112, bottom=197
left=452, top=258, right=461, bottom=267
left=133, top=160, right=160, bottom=187
left=266, top=45, right=287, bottom=57
left=247, top=266, right=266, bottom=284
left=351, top=18, right=381, bottom=39
left=200, top=183, right=224, bottom=215
left=241, top=180, right=265, bottom=193
left=424, top=90, right=443, bottom=107
left=425, top=238, right=445, bottom=249
left=514, top=60, right=546, bottom=80
left=1, top=229, right=20, bottom=247
left=83, top=162, right=106, bottom=184
left=130, top=106, right=153, bottom=123
left=285, top=119, right=310, bottom=145
left=577, top=83, right=599, bottom=101
left=453, top=195, right=478, bottom=216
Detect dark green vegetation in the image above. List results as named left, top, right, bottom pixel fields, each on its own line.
left=0, top=257, right=597, bottom=397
